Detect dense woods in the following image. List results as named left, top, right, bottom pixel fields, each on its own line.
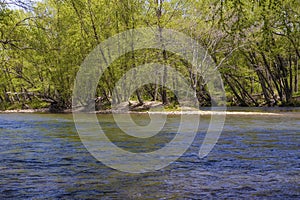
left=0, top=0, right=299, bottom=111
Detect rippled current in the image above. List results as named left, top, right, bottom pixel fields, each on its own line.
left=0, top=112, right=299, bottom=199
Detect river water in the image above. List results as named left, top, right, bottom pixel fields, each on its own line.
left=0, top=112, right=299, bottom=199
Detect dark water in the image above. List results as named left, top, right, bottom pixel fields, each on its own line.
left=0, top=112, right=299, bottom=199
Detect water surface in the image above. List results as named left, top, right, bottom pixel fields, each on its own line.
left=0, top=112, right=299, bottom=199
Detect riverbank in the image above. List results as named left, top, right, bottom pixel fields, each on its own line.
left=2, top=99, right=300, bottom=114
left=1, top=101, right=300, bottom=115
left=0, top=108, right=51, bottom=113
left=2, top=108, right=299, bottom=116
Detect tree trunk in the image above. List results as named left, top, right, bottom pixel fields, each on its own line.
left=295, top=58, right=298, bottom=93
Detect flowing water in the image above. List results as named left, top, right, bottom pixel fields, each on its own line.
left=0, top=111, right=299, bottom=199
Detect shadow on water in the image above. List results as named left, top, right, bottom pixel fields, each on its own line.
left=0, top=112, right=299, bottom=199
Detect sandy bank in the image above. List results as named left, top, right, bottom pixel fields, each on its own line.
left=1, top=108, right=296, bottom=116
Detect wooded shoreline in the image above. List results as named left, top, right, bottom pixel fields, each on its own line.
left=1, top=1, right=299, bottom=111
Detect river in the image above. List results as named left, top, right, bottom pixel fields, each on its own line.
left=0, top=112, right=299, bottom=199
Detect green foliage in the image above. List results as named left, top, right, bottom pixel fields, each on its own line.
left=0, top=0, right=299, bottom=111
left=163, top=102, right=180, bottom=111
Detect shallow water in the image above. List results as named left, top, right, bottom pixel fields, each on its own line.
left=0, top=112, right=299, bottom=199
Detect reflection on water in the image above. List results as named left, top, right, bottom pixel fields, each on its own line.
left=0, top=112, right=299, bottom=199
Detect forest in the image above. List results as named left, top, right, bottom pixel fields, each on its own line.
left=0, top=0, right=299, bottom=112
